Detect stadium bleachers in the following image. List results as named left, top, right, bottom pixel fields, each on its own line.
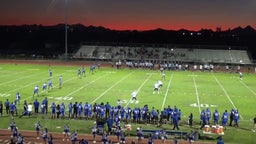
left=73, top=45, right=252, bottom=64
left=73, top=45, right=97, bottom=58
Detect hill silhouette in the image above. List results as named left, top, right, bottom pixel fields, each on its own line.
left=0, top=24, right=255, bottom=59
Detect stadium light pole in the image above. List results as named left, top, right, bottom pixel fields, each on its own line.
left=64, top=0, right=68, bottom=61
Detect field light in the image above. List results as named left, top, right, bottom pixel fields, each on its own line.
left=64, top=0, right=68, bottom=61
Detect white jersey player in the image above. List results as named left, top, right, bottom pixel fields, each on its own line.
left=131, top=90, right=137, bottom=100
left=239, top=72, right=243, bottom=80
left=153, top=82, right=160, bottom=94
left=158, top=80, right=163, bottom=88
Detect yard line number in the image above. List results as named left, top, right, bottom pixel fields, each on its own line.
left=189, top=103, right=217, bottom=108
left=0, top=93, right=10, bottom=97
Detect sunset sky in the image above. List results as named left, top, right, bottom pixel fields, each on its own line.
left=0, top=0, right=255, bottom=31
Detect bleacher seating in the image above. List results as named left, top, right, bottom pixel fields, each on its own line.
left=73, top=45, right=97, bottom=58
left=73, top=45, right=252, bottom=64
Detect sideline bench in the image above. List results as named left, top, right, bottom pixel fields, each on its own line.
left=141, top=129, right=188, bottom=139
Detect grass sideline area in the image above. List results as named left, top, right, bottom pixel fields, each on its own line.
left=0, top=60, right=256, bottom=144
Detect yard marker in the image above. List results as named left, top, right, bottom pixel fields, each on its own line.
left=213, top=75, right=244, bottom=120
left=124, top=72, right=151, bottom=108
left=193, top=76, right=201, bottom=115
left=160, top=73, right=173, bottom=111
left=91, top=71, right=135, bottom=104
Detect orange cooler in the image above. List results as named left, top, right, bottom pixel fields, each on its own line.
left=204, top=125, right=210, bottom=132
left=212, top=125, right=216, bottom=133
left=218, top=126, right=223, bottom=134
left=125, top=124, right=132, bottom=131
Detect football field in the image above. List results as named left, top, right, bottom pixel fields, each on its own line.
left=0, top=61, right=255, bottom=143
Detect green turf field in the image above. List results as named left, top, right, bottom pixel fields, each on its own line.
left=0, top=62, right=255, bottom=144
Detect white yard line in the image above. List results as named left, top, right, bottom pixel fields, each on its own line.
left=0, top=71, right=45, bottom=86
left=0, top=70, right=27, bottom=79
left=239, top=80, right=256, bottom=97
left=24, top=74, right=77, bottom=100
left=91, top=71, right=135, bottom=104
left=213, top=75, right=244, bottom=120
left=124, top=73, right=152, bottom=108
left=192, top=76, right=201, bottom=114
left=161, top=73, right=173, bottom=111
left=55, top=73, right=109, bottom=103
left=3, top=73, right=64, bottom=96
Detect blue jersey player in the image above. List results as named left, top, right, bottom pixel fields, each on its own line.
left=15, top=92, right=21, bottom=104
left=48, top=79, right=53, bottom=90
left=49, top=68, right=53, bottom=77
left=222, top=110, right=229, bottom=129
left=59, top=75, right=63, bottom=88
left=42, top=82, right=47, bottom=92
left=82, top=67, right=86, bottom=77
left=77, top=68, right=81, bottom=78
